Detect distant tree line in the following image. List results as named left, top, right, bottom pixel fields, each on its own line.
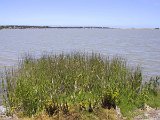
left=0, top=25, right=50, bottom=29
left=0, top=25, right=113, bottom=30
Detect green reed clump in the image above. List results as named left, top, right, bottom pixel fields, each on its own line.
left=1, top=52, right=160, bottom=117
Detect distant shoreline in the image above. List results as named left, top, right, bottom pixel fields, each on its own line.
left=0, top=25, right=114, bottom=30
left=0, top=25, right=159, bottom=30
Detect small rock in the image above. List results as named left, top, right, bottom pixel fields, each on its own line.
left=0, top=106, right=6, bottom=115
left=116, top=106, right=122, bottom=118
left=144, top=113, right=149, bottom=117
left=144, top=104, right=154, bottom=111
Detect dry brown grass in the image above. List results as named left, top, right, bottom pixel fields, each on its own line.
left=19, top=108, right=117, bottom=120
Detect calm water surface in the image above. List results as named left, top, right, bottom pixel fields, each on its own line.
left=0, top=28, right=160, bottom=77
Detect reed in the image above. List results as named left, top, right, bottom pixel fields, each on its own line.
left=1, top=52, right=160, bottom=118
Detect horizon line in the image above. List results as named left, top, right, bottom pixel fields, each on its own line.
left=0, top=24, right=159, bottom=29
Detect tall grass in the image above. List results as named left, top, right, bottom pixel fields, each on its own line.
left=1, top=52, right=160, bottom=118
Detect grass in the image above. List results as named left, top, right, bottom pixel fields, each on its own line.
left=19, top=108, right=117, bottom=120
left=1, top=52, right=160, bottom=119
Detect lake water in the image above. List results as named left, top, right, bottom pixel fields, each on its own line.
left=0, top=28, right=160, bottom=78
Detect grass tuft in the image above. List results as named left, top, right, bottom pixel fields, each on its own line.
left=1, top=52, right=160, bottom=119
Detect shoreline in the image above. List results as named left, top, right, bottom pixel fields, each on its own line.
left=0, top=25, right=159, bottom=30
left=0, top=25, right=113, bottom=30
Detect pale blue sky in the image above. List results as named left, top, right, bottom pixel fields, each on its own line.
left=0, top=0, right=160, bottom=28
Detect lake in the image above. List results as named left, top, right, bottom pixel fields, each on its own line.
left=0, top=28, right=160, bottom=78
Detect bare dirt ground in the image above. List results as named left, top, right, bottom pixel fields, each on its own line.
left=0, top=105, right=160, bottom=120
left=134, top=105, right=160, bottom=120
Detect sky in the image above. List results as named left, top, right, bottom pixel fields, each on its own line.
left=0, top=0, right=160, bottom=28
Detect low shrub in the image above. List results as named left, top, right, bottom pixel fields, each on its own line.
left=1, top=52, right=159, bottom=118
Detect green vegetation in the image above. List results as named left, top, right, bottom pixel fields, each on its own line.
left=1, top=52, right=160, bottom=119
